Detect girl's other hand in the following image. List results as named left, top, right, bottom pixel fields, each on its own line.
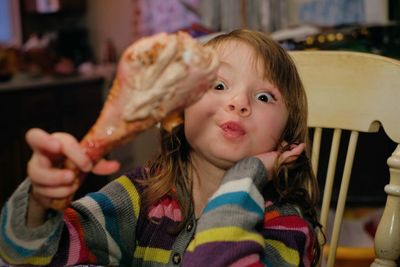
left=25, top=128, right=120, bottom=210
left=255, top=142, right=305, bottom=181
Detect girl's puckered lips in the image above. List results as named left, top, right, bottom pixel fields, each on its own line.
left=220, top=121, right=246, bottom=138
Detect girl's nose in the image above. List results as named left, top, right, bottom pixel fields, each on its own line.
left=226, top=94, right=251, bottom=117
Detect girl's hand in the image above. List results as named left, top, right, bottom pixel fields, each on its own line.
left=254, top=142, right=305, bottom=181
left=26, top=128, right=120, bottom=210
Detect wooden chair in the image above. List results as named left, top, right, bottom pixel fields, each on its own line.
left=289, top=51, right=400, bottom=267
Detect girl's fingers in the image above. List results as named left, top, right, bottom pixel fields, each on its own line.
left=255, top=142, right=306, bottom=180
left=26, top=128, right=61, bottom=154
left=29, top=151, right=52, bottom=169
left=52, top=132, right=92, bottom=172
left=279, top=143, right=306, bottom=165
left=28, top=157, right=75, bottom=186
left=254, top=151, right=279, bottom=174
left=92, top=159, right=121, bottom=175
left=33, top=183, right=79, bottom=199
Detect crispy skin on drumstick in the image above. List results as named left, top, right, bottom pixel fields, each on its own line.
left=50, top=32, right=219, bottom=210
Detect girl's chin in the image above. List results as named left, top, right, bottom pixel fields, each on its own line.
left=210, top=154, right=247, bottom=170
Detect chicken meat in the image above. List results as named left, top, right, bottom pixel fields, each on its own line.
left=50, top=32, right=219, bottom=210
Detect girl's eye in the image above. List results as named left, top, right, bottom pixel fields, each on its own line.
left=213, top=81, right=226, bottom=90
left=256, top=92, right=275, bottom=103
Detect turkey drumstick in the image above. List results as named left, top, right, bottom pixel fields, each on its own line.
left=50, top=32, right=219, bottom=210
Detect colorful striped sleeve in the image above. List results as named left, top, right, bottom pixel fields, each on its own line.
left=0, top=175, right=142, bottom=266
left=261, top=202, right=315, bottom=267
left=182, top=157, right=315, bottom=267
left=183, top=157, right=268, bottom=267
left=0, top=179, right=63, bottom=266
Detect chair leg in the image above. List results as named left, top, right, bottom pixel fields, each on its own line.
left=371, top=145, right=400, bottom=267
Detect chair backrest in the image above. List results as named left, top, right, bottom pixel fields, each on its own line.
left=289, top=50, right=400, bottom=267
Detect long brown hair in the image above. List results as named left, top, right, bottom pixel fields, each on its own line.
left=142, top=29, right=322, bottom=265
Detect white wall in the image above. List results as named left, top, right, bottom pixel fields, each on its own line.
left=86, top=0, right=134, bottom=63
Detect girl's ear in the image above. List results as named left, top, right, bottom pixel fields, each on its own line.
left=279, top=142, right=305, bottom=165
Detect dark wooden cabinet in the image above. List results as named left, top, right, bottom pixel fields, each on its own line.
left=0, top=75, right=109, bottom=206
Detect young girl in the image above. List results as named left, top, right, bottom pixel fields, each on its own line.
left=0, top=29, right=321, bottom=266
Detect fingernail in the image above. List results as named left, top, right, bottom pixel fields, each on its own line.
left=64, top=171, right=74, bottom=181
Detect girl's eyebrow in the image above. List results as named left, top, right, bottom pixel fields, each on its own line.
left=218, top=60, right=235, bottom=70
left=258, top=82, right=282, bottom=96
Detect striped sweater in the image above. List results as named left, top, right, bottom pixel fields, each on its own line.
left=0, top=157, right=315, bottom=266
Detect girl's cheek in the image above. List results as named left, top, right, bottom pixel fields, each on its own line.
left=201, top=90, right=220, bottom=105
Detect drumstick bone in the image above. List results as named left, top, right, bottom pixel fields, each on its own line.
left=50, top=32, right=219, bottom=210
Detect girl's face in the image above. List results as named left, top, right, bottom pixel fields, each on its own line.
left=184, top=41, right=288, bottom=169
